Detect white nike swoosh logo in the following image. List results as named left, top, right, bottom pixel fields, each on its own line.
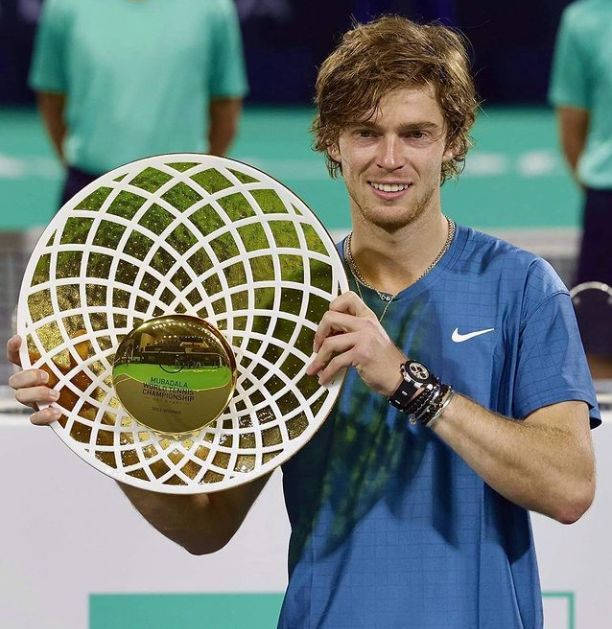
left=452, top=327, right=495, bottom=343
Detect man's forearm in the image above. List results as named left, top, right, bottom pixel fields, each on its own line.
left=208, top=97, right=242, bottom=156
left=117, top=471, right=271, bottom=554
left=430, top=395, right=595, bottom=523
left=37, top=91, right=67, bottom=163
left=118, top=482, right=221, bottom=554
left=556, top=106, right=589, bottom=182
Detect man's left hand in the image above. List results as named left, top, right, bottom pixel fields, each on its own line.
left=306, top=291, right=406, bottom=395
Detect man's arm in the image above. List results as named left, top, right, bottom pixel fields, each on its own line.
left=208, top=97, right=242, bottom=156
left=308, top=292, right=596, bottom=524
left=429, top=396, right=594, bottom=524
left=118, top=473, right=271, bottom=554
left=556, top=105, right=589, bottom=183
left=37, top=91, right=67, bottom=164
left=6, top=335, right=268, bottom=554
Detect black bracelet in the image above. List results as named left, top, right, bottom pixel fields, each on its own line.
left=405, top=388, right=437, bottom=424
left=416, top=384, right=454, bottom=427
left=405, top=383, right=436, bottom=413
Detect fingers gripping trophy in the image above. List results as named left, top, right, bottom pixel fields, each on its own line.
left=12, top=154, right=349, bottom=494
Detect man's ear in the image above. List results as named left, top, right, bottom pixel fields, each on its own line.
left=327, top=143, right=341, bottom=164
left=442, top=140, right=456, bottom=163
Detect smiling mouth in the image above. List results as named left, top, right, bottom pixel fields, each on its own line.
left=369, top=182, right=412, bottom=193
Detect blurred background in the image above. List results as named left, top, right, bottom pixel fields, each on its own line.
left=1, top=1, right=609, bottom=628
left=0, top=0, right=585, bottom=375
left=0, top=0, right=588, bottom=379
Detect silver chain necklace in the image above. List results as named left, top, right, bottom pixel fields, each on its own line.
left=344, top=216, right=455, bottom=322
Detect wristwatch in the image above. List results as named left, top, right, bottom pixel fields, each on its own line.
left=388, top=359, right=439, bottom=412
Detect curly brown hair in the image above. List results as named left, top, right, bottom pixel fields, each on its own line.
left=312, top=16, right=479, bottom=183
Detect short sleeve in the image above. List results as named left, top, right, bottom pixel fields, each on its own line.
left=29, top=0, right=69, bottom=92
left=513, top=260, right=600, bottom=428
left=208, top=0, right=248, bottom=99
left=548, top=7, right=591, bottom=109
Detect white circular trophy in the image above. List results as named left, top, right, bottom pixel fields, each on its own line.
left=17, top=155, right=349, bottom=493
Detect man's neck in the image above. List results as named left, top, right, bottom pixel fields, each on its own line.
left=348, top=210, right=450, bottom=295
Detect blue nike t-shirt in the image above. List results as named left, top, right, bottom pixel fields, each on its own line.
left=279, top=224, right=599, bottom=629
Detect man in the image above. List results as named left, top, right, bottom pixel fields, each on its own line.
left=30, top=0, right=247, bottom=209
left=549, top=0, right=612, bottom=378
left=9, top=16, right=598, bottom=629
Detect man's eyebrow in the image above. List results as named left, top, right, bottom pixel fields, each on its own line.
left=349, top=120, right=378, bottom=129
left=398, top=122, right=441, bottom=131
left=349, top=121, right=441, bottom=130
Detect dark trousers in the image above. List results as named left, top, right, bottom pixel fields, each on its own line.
left=575, top=187, right=612, bottom=286
left=574, top=188, right=612, bottom=355
left=58, top=165, right=102, bottom=211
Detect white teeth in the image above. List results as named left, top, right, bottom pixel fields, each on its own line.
left=370, top=182, right=409, bottom=192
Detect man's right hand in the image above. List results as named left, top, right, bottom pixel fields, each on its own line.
left=6, top=335, right=62, bottom=425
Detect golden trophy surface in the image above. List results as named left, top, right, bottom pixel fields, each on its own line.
left=17, top=154, right=349, bottom=493
left=113, top=315, right=237, bottom=435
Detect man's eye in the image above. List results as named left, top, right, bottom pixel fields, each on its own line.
left=408, top=130, right=425, bottom=139
left=357, top=129, right=375, bottom=137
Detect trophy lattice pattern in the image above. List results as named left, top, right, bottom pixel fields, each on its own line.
left=17, top=154, right=348, bottom=493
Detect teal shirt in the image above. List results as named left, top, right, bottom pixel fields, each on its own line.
left=549, top=0, right=612, bottom=188
left=29, top=0, right=247, bottom=173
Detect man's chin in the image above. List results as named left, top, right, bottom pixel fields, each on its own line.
left=360, top=206, right=420, bottom=232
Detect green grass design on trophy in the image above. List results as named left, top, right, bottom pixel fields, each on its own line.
left=113, top=363, right=232, bottom=390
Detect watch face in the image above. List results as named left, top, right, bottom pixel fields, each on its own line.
left=408, top=361, right=429, bottom=381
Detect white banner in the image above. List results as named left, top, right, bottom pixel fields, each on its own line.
left=1, top=412, right=609, bottom=628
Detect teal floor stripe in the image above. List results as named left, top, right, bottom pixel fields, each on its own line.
left=89, top=593, right=284, bottom=629
left=542, top=591, right=575, bottom=629
left=91, top=591, right=574, bottom=629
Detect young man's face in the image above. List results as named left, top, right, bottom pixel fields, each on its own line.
left=328, top=84, right=452, bottom=232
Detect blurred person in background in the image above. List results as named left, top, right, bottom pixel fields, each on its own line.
left=549, top=0, right=612, bottom=378
left=29, top=0, right=247, bottom=210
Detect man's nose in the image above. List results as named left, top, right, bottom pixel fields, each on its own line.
left=376, top=135, right=404, bottom=171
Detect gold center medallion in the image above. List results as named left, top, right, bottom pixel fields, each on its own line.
left=113, top=315, right=236, bottom=436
